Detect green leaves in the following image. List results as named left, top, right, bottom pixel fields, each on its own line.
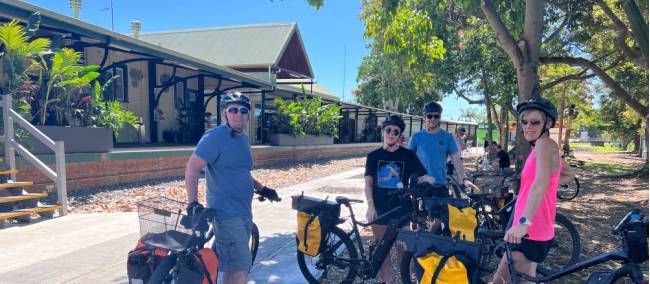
left=273, top=95, right=342, bottom=138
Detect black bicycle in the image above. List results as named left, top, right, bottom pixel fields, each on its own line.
left=498, top=210, right=648, bottom=283
left=139, top=193, right=280, bottom=283
left=295, top=177, right=439, bottom=283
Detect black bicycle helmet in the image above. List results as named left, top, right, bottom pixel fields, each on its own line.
left=381, top=114, right=405, bottom=133
left=516, top=96, right=558, bottom=145
left=516, top=96, right=558, bottom=126
left=423, top=101, right=443, bottom=113
left=221, top=91, right=251, bottom=109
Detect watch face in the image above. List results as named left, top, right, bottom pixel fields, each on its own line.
left=519, top=217, right=527, bottom=224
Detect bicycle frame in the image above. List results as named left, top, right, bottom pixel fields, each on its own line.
left=507, top=246, right=643, bottom=283
left=338, top=201, right=413, bottom=280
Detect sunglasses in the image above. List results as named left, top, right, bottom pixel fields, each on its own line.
left=383, top=127, right=401, bottom=136
left=426, top=113, right=441, bottom=119
left=226, top=107, right=249, bottom=114
left=520, top=119, right=542, bottom=126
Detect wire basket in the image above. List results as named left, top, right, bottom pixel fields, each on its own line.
left=136, top=197, right=197, bottom=252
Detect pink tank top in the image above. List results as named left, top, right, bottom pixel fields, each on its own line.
left=513, top=148, right=562, bottom=241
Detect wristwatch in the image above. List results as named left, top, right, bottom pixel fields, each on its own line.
left=518, top=216, right=533, bottom=226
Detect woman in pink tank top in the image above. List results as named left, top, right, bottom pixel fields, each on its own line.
left=492, top=97, right=574, bottom=284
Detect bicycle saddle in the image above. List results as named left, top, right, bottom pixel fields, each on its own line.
left=335, top=196, right=363, bottom=205
left=466, top=193, right=492, bottom=200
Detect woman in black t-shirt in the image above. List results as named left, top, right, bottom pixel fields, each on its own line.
left=364, top=115, right=431, bottom=283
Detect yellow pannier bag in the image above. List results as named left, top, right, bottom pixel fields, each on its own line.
left=417, top=250, right=470, bottom=284
left=297, top=211, right=323, bottom=257
left=447, top=204, right=477, bottom=242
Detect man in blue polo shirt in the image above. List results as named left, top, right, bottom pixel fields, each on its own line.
left=409, top=101, right=474, bottom=196
left=184, top=91, right=278, bottom=284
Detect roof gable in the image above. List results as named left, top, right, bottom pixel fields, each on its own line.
left=140, top=22, right=313, bottom=79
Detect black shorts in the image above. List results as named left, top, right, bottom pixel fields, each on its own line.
left=511, top=238, right=554, bottom=263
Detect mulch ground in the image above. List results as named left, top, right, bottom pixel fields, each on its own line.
left=64, top=155, right=365, bottom=213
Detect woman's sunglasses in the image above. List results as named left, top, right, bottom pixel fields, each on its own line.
left=383, top=127, right=401, bottom=136
left=226, top=107, right=249, bottom=114
left=426, top=113, right=441, bottom=119
left=520, top=119, right=542, bottom=126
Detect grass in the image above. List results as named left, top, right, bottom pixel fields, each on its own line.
left=569, top=142, right=630, bottom=153
left=578, top=161, right=639, bottom=175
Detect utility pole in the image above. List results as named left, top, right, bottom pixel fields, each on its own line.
left=342, top=44, right=347, bottom=102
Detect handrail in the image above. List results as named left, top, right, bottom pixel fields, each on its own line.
left=1, top=95, right=67, bottom=216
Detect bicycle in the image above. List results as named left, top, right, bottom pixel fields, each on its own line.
left=497, top=210, right=648, bottom=283
left=448, top=163, right=581, bottom=276
left=294, top=176, right=441, bottom=283
left=136, top=193, right=280, bottom=283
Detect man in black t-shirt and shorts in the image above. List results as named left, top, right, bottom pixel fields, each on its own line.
left=364, top=114, right=433, bottom=283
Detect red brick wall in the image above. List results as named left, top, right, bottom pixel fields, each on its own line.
left=17, top=145, right=377, bottom=193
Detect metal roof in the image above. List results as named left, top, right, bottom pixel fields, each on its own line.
left=140, top=22, right=314, bottom=77
left=276, top=81, right=340, bottom=102
left=0, top=0, right=273, bottom=90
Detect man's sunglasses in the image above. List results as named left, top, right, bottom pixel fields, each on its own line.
left=426, top=113, right=441, bottom=119
left=383, top=127, right=401, bottom=136
left=226, top=107, right=249, bottom=114
left=520, top=119, right=542, bottom=126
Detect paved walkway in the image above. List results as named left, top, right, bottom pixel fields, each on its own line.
left=0, top=167, right=369, bottom=284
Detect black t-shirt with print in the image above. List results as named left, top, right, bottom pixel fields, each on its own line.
left=364, top=146, right=427, bottom=212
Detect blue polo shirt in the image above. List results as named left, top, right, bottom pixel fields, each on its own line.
left=194, top=124, right=254, bottom=218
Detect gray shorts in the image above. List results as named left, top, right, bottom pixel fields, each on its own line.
left=212, top=217, right=253, bottom=272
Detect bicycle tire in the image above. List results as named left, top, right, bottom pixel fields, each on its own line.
left=296, top=226, right=358, bottom=284
left=557, top=177, right=580, bottom=200
left=399, top=251, right=419, bottom=284
left=536, top=213, right=581, bottom=276
left=250, top=223, right=260, bottom=265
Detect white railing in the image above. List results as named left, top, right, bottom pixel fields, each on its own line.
left=0, top=95, right=67, bottom=216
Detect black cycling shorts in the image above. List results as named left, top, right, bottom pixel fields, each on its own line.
left=511, top=238, right=554, bottom=263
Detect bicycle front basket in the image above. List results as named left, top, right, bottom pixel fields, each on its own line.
left=136, top=197, right=198, bottom=252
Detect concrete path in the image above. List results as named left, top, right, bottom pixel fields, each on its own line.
left=0, top=167, right=369, bottom=284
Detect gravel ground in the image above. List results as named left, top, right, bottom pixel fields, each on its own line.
left=63, top=155, right=365, bottom=213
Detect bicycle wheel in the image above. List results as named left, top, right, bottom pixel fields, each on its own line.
left=250, top=222, right=259, bottom=265
left=536, top=213, right=581, bottom=275
left=296, top=227, right=358, bottom=284
left=557, top=177, right=580, bottom=200
left=400, top=251, right=419, bottom=284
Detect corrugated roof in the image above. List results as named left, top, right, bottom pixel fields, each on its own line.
left=277, top=83, right=340, bottom=102
left=0, top=0, right=273, bottom=90
left=140, top=23, right=296, bottom=67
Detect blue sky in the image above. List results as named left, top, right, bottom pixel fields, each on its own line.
left=24, top=0, right=470, bottom=120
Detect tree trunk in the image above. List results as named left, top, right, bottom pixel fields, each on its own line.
left=480, top=0, right=544, bottom=171
left=633, top=118, right=642, bottom=156
left=557, top=87, right=567, bottom=149
left=498, top=105, right=507, bottom=146
left=485, top=93, right=493, bottom=142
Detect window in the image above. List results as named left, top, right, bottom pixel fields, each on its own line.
left=113, top=66, right=127, bottom=102
left=174, top=80, right=185, bottom=108
left=102, top=65, right=128, bottom=102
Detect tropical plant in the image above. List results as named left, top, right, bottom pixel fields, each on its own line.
left=0, top=14, right=50, bottom=119
left=273, top=95, right=342, bottom=139
left=32, top=48, right=102, bottom=125
left=86, top=80, right=140, bottom=137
